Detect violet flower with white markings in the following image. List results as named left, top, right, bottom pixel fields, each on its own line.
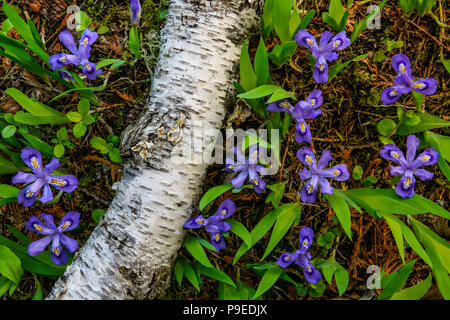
left=26, top=212, right=80, bottom=265
left=380, top=135, right=438, bottom=198
left=12, top=147, right=78, bottom=207
left=49, top=29, right=103, bottom=80
left=277, top=227, right=322, bottom=284
left=225, top=144, right=267, bottom=193
left=297, top=147, right=349, bottom=203
left=267, top=89, right=323, bottom=144
left=184, top=199, right=236, bottom=252
left=381, top=53, right=437, bottom=105
left=295, top=30, right=350, bottom=83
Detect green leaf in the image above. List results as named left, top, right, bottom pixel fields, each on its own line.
left=20, top=131, right=53, bottom=158
left=379, top=135, right=395, bottom=145
left=199, top=184, right=233, bottom=211
left=0, top=154, right=19, bottom=174
left=323, top=0, right=349, bottom=32
left=254, top=37, right=269, bottom=86
left=352, top=165, right=363, bottom=180
left=268, top=41, right=297, bottom=66
left=334, top=264, right=349, bottom=296
left=326, top=193, right=352, bottom=240
left=0, top=237, right=66, bottom=276
left=96, top=59, right=128, bottom=70
left=377, top=260, right=416, bottom=300
left=13, top=112, right=64, bottom=125
left=411, top=219, right=450, bottom=299
left=233, top=207, right=281, bottom=265
left=266, top=182, right=286, bottom=208
left=0, top=276, right=12, bottom=296
left=6, top=224, right=31, bottom=246
left=266, top=88, right=296, bottom=104
left=56, top=127, right=68, bottom=141
left=31, top=276, right=43, bottom=300
left=0, top=245, right=22, bottom=283
left=390, top=273, right=432, bottom=300
left=261, top=203, right=301, bottom=260
left=67, top=112, right=83, bottom=123
left=77, top=98, right=90, bottom=115
left=5, top=88, right=68, bottom=124
left=108, top=148, right=122, bottom=163
left=377, top=118, right=396, bottom=136
left=53, top=144, right=65, bottom=158
left=184, top=237, right=214, bottom=268
left=2, top=1, right=48, bottom=61
left=92, top=209, right=106, bottom=223
left=272, top=0, right=292, bottom=42
left=252, top=265, right=283, bottom=299
left=328, top=54, right=369, bottom=80
left=75, top=11, right=92, bottom=32
left=237, top=84, right=280, bottom=100
left=173, top=257, right=184, bottom=286
left=0, top=184, right=20, bottom=198
left=49, top=85, right=105, bottom=103
left=382, top=212, right=405, bottom=263
left=410, top=218, right=450, bottom=270
left=298, top=10, right=316, bottom=30
left=240, top=40, right=257, bottom=91
left=320, top=259, right=337, bottom=285
left=229, top=219, right=252, bottom=248
left=73, top=122, right=87, bottom=138
left=179, top=258, right=200, bottom=292
left=397, top=112, right=450, bottom=135
left=90, top=137, right=109, bottom=154
left=443, top=60, right=450, bottom=74
left=2, top=125, right=16, bottom=139
left=424, top=131, right=450, bottom=180
left=343, top=188, right=450, bottom=220
left=193, top=263, right=236, bottom=287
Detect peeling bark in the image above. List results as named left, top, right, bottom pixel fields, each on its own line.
left=47, top=0, right=263, bottom=300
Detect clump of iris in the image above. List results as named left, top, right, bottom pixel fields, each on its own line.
left=297, top=147, right=349, bottom=203
left=12, top=147, right=78, bottom=207
left=49, top=29, right=103, bottom=80
left=26, top=211, right=80, bottom=265
left=184, top=199, right=236, bottom=252
left=295, top=30, right=350, bottom=83
left=380, top=135, right=438, bottom=198
left=381, top=53, right=437, bottom=105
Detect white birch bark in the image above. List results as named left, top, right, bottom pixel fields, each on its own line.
left=47, top=0, right=262, bottom=300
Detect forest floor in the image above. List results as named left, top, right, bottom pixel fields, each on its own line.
left=0, top=0, right=448, bottom=300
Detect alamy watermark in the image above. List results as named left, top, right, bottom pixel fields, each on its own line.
left=367, top=5, right=382, bottom=30
left=366, top=265, right=381, bottom=290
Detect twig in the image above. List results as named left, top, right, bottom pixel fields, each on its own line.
left=400, top=15, right=449, bottom=52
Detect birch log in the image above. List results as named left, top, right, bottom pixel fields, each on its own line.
left=47, top=0, right=262, bottom=300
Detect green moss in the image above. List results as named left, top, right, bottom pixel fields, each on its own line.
left=366, top=88, right=382, bottom=106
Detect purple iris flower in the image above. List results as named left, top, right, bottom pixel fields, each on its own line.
left=58, top=70, right=75, bottom=83
left=380, top=135, right=438, bottom=198
left=297, top=147, right=349, bottom=203
left=12, top=147, right=78, bottom=207
left=225, top=144, right=266, bottom=193
left=49, top=29, right=103, bottom=80
left=277, top=227, right=322, bottom=284
left=25, top=211, right=80, bottom=265
left=295, top=30, right=350, bottom=83
left=130, top=0, right=142, bottom=25
left=184, top=199, right=236, bottom=252
left=267, top=89, right=323, bottom=144
left=381, top=53, right=438, bottom=105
